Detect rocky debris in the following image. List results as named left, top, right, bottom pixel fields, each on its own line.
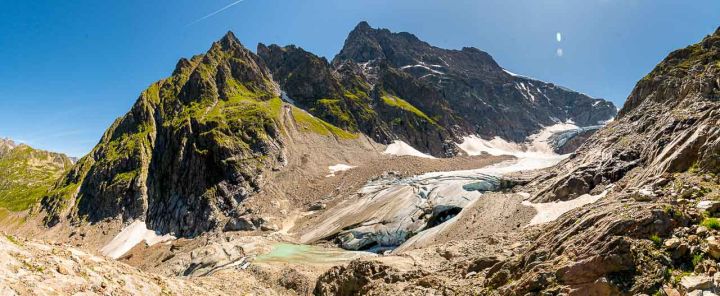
left=314, top=260, right=424, bottom=296
left=223, top=214, right=275, bottom=232
left=278, top=268, right=312, bottom=295
left=308, top=202, right=327, bottom=211
left=632, top=186, right=657, bottom=201
left=0, top=235, right=227, bottom=295
left=183, top=241, right=246, bottom=276
left=224, top=216, right=256, bottom=231
left=708, top=237, right=720, bottom=259
left=486, top=27, right=720, bottom=294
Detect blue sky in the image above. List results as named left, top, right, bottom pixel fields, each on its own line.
left=1, top=0, right=718, bottom=157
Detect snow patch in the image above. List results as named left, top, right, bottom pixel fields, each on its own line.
left=522, top=190, right=608, bottom=225
left=326, top=164, right=356, bottom=177
left=502, top=68, right=546, bottom=83
left=383, top=140, right=436, bottom=159
left=101, top=220, right=175, bottom=259
left=598, top=117, right=615, bottom=125
left=502, top=68, right=521, bottom=77
left=400, top=62, right=444, bottom=75
left=515, top=82, right=536, bottom=102
left=459, top=123, right=580, bottom=158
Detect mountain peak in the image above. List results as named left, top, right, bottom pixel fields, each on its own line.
left=220, top=31, right=241, bottom=47
left=354, top=21, right=372, bottom=32
left=0, top=138, right=17, bottom=156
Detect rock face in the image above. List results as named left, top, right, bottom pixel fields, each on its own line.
left=41, top=33, right=287, bottom=237
left=0, top=139, right=73, bottom=212
left=259, top=21, right=617, bottom=156
left=483, top=27, right=720, bottom=295
left=531, top=27, right=720, bottom=203
left=337, top=22, right=616, bottom=137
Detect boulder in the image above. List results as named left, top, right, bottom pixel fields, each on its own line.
left=680, top=275, right=713, bottom=292
left=698, top=201, right=720, bottom=214
left=224, top=217, right=256, bottom=231
left=631, top=187, right=656, bottom=201
left=467, top=256, right=501, bottom=273
left=707, top=238, right=720, bottom=259
left=698, top=226, right=710, bottom=236
left=672, top=243, right=690, bottom=260
left=309, top=202, right=327, bottom=211
left=662, top=287, right=681, bottom=296
left=664, top=237, right=681, bottom=249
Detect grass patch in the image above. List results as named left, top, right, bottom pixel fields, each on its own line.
left=692, top=253, right=704, bottom=268
left=649, top=234, right=662, bottom=247
left=381, top=94, right=436, bottom=124
left=292, top=107, right=357, bottom=139
left=702, top=217, right=720, bottom=230
left=5, top=234, right=22, bottom=246
left=311, top=99, right=357, bottom=131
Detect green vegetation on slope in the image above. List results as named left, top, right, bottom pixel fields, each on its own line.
left=0, top=145, right=72, bottom=211
left=292, top=106, right=357, bottom=139
left=381, top=94, right=436, bottom=124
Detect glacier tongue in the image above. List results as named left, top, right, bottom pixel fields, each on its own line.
left=302, top=123, right=606, bottom=253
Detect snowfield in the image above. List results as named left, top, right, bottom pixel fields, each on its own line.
left=101, top=220, right=175, bottom=259
left=522, top=190, right=609, bottom=226
left=326, top=164, right=356, bottom=177
left=383, top=140, right=436, bottom=159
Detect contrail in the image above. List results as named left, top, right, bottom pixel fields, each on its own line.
left=187, top=0, right=245, bottom=26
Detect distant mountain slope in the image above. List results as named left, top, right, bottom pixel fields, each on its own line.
left=258, top=22, right=616, bottom=157
left=331, top=22, right=616, bottom=148
left=0, top=138, right=72, bottom=212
